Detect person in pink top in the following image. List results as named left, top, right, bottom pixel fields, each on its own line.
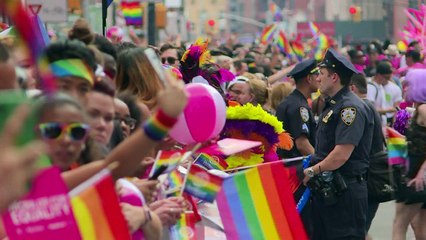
left=397, top=49, right=426, bottom=75
left=348, top=49, right=366, bottom=74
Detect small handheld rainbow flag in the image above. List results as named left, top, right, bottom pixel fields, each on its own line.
left=216, top=161, right=307, bottom=240
left=169, top=212, right=199, bottom=240
left=260, top=24, right=277, bottom=45
left=290, top=40, right=305, bottom=61
left=194, top=153, right=228, bottom=171
left=276, top=30, right=292, bottom=56
left=269, top=2, right=283, bottom=22
left=386, top=127, right=408, bottom=166
left=182, top=164, right=224, bottom=203
left=121, top=1, right=143, bottom=26
left=69, top=169, right=131, bottom=240
left=166, top=169, right=185, bottom=197
left=308, top=21, right=319, bottom=36
left=149, top=150, right=187, bottom=178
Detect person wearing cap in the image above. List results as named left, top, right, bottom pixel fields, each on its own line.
left=368, top=61, right=401, bottom=126
left=347, top=49, right=366, bottom=74
left=275, top=58, right=319, bottom=237
left=303, top=48, right=374, bottom=240
left=380, top=61, right=402, bottom=126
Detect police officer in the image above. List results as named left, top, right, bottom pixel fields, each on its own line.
left=303, top=48, right=374, bottom=240
left=276, top=59, right=319, bottom=237
left=276, top=59, right=318, bottom=158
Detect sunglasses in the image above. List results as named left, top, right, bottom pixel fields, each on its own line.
left=38, top=122, right=90, bottom=142
left=161, top=57, right=178, bottom=65
left=115, top=116, right=137, bottom=130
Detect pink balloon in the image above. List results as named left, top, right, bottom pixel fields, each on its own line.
left=169, top=83, right=226, bottom=144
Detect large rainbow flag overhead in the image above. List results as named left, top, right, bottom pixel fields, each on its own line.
left=386, top=127, right=408, bottom=166
left=216, top=161, right=307, bottom=240
left=121, top=1, right=143, bottom=26
left=69, top=169, right=131, bottom=240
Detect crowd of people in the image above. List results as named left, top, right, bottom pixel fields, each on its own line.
left=0, top=13, right=425, bottom=240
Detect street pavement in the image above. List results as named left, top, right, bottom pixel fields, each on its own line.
left=368, top=201, right=415, bottom=240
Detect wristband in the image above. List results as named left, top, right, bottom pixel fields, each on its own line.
left=141, top=208, right=152, bottom=227
left=143, top=109, right=177, bottom=141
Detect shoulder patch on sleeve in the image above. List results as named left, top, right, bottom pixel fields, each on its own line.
left=300, top=107, right=309, bottom=122
left=340, top=107, right=356, bottom=126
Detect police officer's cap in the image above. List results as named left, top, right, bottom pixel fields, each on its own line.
left=318, top=48, right=359, bottom=75
left=287, top=58, right=319, bottom=80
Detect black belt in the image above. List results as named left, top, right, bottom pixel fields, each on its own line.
left=343, top=174, right=367, bottom=184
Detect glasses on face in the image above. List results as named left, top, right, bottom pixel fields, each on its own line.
left=115, top=116, right=136, bottom=130
left=161, top=57, right=178, bottom=65
left=38, top=122, right=90, bottom=142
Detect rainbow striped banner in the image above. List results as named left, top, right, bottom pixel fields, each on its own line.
left=290, top=41, right=305, bottom=61
left=183, top=164, right=224, bottom=202
left=216, top=161, right=307, bottom=239
left=69, top=169, right=131, bottom=240
left=195, top=153, right=228, bottom=170
left=121, top=1, right=143, bottom=26
left=260, top=24, right=277, bottom=44
left=386, top=127, right=408, bottom=166
left=308, top=21, right=319, bottom=36
left=269, top=2, right=283, bottom=22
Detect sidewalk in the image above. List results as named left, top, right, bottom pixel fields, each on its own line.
left=368, top=201, right=415, bottom=240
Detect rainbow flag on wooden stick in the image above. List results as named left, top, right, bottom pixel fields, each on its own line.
left=69, top=169, right=131, bottom=240
left=386, top=127, right=408, bottom=166
left=183, top=164, right=224, bottom=202
left=216, top=161, right=307, bottom=240
left=260, top=24, right=277, bottom=44
left=195, top=153, right=228, bottom=170
left=149, top=150, right=187, bottom=178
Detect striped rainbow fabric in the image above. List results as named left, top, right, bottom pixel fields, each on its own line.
left=386, top=127, right=408, bottom=166
left=121, top=1, right=143, bottom=26
left=150, top=150, right=187, bottom=178
left=169, top=212, right=198, bottom=240
left=216, top=161, right=307, bottom=240
left=260, top=24, right=277, bottom=44
left=276, top=30, right=292, bottom=56
left=69, top=169, right=131, bottom=240
left=195, top=153, right=228, bottom=170
left=183, top=164, right=224, bottom=202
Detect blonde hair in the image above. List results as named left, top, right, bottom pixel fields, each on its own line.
left=115, top=48, right=163, bottom=109
left=248, top=78, right=268, bottom=106
left=270, top=82, right=294, bottom=111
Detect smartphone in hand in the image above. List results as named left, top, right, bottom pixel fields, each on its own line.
left=144, top=48, right=168, bottom=87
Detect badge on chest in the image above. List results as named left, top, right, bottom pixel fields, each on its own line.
left=322, top=110, right=333, bottom=123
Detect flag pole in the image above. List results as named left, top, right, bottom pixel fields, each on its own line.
left=102, top=0, right=107, bottom=36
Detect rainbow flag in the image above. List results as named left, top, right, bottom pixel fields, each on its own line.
left=3, top=0, right=56, bottom=93
left=276, top=30, right=292, bottom=56
left=269, top=2, right=283, bottom=22
left=121, top=1, right=143, bottom=26
left=386, top=127, right=408, bottom=166
left=216, top=161, right=307, bottom=240
left=69, top=169, right=131, bottom=240
left=149, top=150, right=187, bottom=178
left=308, top=22, right=319, bottom=36
left=169, top=212, right=199, bottom=240
left=290, top=41, right=305, bottom=61
left=260, top=24, right=277, bottom=44
left=195, top=153, right=228, bottom=170
left=166, top=169, right=185, bottom=197
left=183, top=164, right=224, bottom=202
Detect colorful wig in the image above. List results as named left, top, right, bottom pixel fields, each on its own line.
left=220, top=103, right=293, bottom=169
left=179, top=38, right=234, bottom=95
